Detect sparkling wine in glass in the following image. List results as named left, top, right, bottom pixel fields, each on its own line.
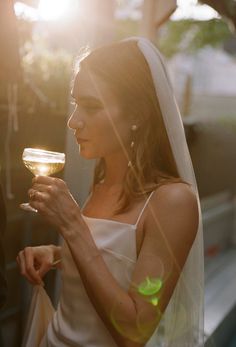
left=21, top=148, right=66, bottom=212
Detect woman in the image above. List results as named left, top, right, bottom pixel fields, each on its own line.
left=17, top=37, right=204, bottom=347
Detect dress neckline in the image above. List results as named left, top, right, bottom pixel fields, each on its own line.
left=81, top=190, right=155, bottom=230
left=81, top=213, right=137, bottom=229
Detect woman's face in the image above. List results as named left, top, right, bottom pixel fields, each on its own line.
left=68, top=68, right=131, bottom=160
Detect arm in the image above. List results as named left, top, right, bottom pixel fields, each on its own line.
left=29, top=177, right=199, bottom=346
left=126, top=183, right=199, bottom=340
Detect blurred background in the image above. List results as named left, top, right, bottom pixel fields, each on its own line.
left=0, top=0, right=236, bottom=346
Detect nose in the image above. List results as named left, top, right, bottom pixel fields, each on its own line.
left=67, top=107, right=85, bottom=130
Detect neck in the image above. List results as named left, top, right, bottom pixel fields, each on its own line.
left=102, top=152, right=128, bottom=188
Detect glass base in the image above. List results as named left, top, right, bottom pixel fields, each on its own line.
left=20, top=202, right=38, bottom=213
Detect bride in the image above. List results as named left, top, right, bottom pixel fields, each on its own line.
left=17, top=37, right=204, bottom=347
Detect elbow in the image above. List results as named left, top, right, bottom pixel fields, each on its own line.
left=111, top=308, right=160, bottom=347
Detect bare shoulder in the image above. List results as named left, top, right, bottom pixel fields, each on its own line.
left=151, top=182, right=198, bottom=211
left=144, top=182, right=199, bottom=251
left=150, top=182, right=199, bottom=221
left=153, top=183, right=196, bottom=202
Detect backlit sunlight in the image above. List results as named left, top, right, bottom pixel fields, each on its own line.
left=38, top=0, right=78, bottom=21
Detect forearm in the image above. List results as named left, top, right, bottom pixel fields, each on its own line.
left=61, top=219, right=144, bottom=347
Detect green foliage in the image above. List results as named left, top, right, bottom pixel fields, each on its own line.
left=21, top=40, right=73, bottom=114
left=13, top=16, right=232, bottom=116
left=158, top=19, right=232, bottom=57
left=114, top=18, right=231, bottom=58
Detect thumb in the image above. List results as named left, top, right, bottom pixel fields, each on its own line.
left=38, top=261, right=52, bottom=278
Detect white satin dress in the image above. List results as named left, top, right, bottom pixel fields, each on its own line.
left=39, top=191, right=161, bottom=347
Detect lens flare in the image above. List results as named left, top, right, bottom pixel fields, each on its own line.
left=138, top=277, right=163, bottom=296
left=110, top=301, right=163, bottom=343
left=149, top=296, right=159, bottom=306
left=38, top=0, right=76, bottom=21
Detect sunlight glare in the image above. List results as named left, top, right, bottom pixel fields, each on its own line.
left=38, top=0, right=76, bottom=21
left=172, top=0, right=219, bottom=21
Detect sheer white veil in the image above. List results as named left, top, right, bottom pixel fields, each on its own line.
left=124, top=37, right=204, bottom=347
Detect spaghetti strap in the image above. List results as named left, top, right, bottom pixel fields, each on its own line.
left=134, top=190, right=155, bottom=228
left=81, top=190, right=92, bottom=210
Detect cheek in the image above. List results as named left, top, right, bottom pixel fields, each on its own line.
left=83, top=108, right=131, bottom=157
left=113, top=118, right=131, bottom=147
left=100, top=112, right=130, bottom=150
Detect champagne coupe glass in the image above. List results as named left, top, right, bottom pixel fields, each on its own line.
left=21, top=148, right=66, bottom=212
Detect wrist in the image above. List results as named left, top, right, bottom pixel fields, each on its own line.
left=59, top=214, right=85, bottom=241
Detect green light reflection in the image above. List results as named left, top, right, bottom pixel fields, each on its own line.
left=138, top=277, right=163, bottom=296
left=149, top=296, right=159, bottom=306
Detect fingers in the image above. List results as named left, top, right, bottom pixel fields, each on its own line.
left=28, top=180, right=66, bottom=213
left=29, top=190, right=35, bottom=200
left=16, top=248, right=42, bottom=285
left=30, top=184, right=49, bottom=193
left=32, top=176, right=66, bottom=188
left=38, top=260, right=53, bottom=278
left=28, top=189, right=50, bottom=213
left=32, top=176, right=55, bottom=185
left=51, top=259, right=62, bottom=270
left=28, top=190, right=44, bottom=212
left=28, top=177, right=67, bottom=205
left=28, top=184, right=59, bottom=203
left=28, top=189, right=45, bottom=201
left=25, top=248, right=44, bottom=284
left=16, top=246, right=58, bottom=286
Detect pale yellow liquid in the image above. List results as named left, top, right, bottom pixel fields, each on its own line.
left=23, top=158, right=65, bottom=176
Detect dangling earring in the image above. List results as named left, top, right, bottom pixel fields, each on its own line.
left=128, top=124, right=138, bottom=168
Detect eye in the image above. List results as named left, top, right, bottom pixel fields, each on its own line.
left=81, top=103, right=103, bottom=113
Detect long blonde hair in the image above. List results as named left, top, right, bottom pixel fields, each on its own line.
left=80, top=41, right=188, bottom=213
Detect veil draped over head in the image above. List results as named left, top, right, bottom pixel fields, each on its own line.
left=124, top=37, right=204, bottom=347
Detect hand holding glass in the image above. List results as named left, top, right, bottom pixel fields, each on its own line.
left=21, top=148, right=65, bottom=212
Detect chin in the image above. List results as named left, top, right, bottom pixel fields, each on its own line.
left=79, top=147, right=99, bottom=160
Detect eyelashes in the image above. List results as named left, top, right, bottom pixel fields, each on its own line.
left=71, top=101, right=103, bottom=113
